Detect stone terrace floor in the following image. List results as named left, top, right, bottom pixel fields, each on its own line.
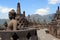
left=37, top=28, right=60, bottom=40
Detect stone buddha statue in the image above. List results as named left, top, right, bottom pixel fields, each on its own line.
left=7, top=9, right=17, bottom=30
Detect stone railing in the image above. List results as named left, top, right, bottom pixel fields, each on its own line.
left=0, top=28, right=38, bottom=40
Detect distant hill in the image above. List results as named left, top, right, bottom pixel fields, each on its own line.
left=0, top=19, right=9, bottom=25
left=27, top=14, right=54, bottom=24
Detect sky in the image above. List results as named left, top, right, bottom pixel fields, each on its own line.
left=0, top=0, right=60, bottom=19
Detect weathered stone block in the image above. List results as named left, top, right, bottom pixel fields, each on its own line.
left=0, top=28, right=38, bottom=40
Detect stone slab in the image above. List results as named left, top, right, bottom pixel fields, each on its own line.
left=0, top=28, right=38, bottom=40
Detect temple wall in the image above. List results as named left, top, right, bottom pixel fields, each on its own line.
left=57, top=28, right=60, bottom=38
left=0, top=28, right=38, bottom=40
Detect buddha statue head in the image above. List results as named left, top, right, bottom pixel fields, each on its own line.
left=9, top=9, right=16, bottom=20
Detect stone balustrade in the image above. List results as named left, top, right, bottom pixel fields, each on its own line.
left=0, top=28, right=38, bottom=40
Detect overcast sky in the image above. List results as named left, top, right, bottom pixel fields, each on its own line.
left=0, top=0, right=60, bottom=19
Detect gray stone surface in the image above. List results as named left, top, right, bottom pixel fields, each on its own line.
left=37, top=28, right=60, bottom=40
left=0, top=28, right=38, bottom=40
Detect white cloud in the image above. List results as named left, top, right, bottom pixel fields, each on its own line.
left=0, top=6, right=14, bottom=13
left=0, top=6, right=14, bottom=19
left=34, top=7, right=49, bottom=15
left=59, top=0, right=60, bottom=2
left=48, top=0, right=60, bottom=4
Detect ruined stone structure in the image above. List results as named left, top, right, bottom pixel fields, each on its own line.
left=7, top=2, right=29, bottom=30
left=0, top=2, right=38, bottom=40
left=15, top=2, right=29, bottom=29
left=48, top=6, right=60, bottom=38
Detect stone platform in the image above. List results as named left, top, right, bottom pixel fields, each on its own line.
left=0, top=28, right=38, bottom=40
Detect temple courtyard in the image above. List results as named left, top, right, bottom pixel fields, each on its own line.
left=37, top=28, right=60, bottom=40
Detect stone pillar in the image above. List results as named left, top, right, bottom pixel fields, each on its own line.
left=17, top=2, right=21, bottom=14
